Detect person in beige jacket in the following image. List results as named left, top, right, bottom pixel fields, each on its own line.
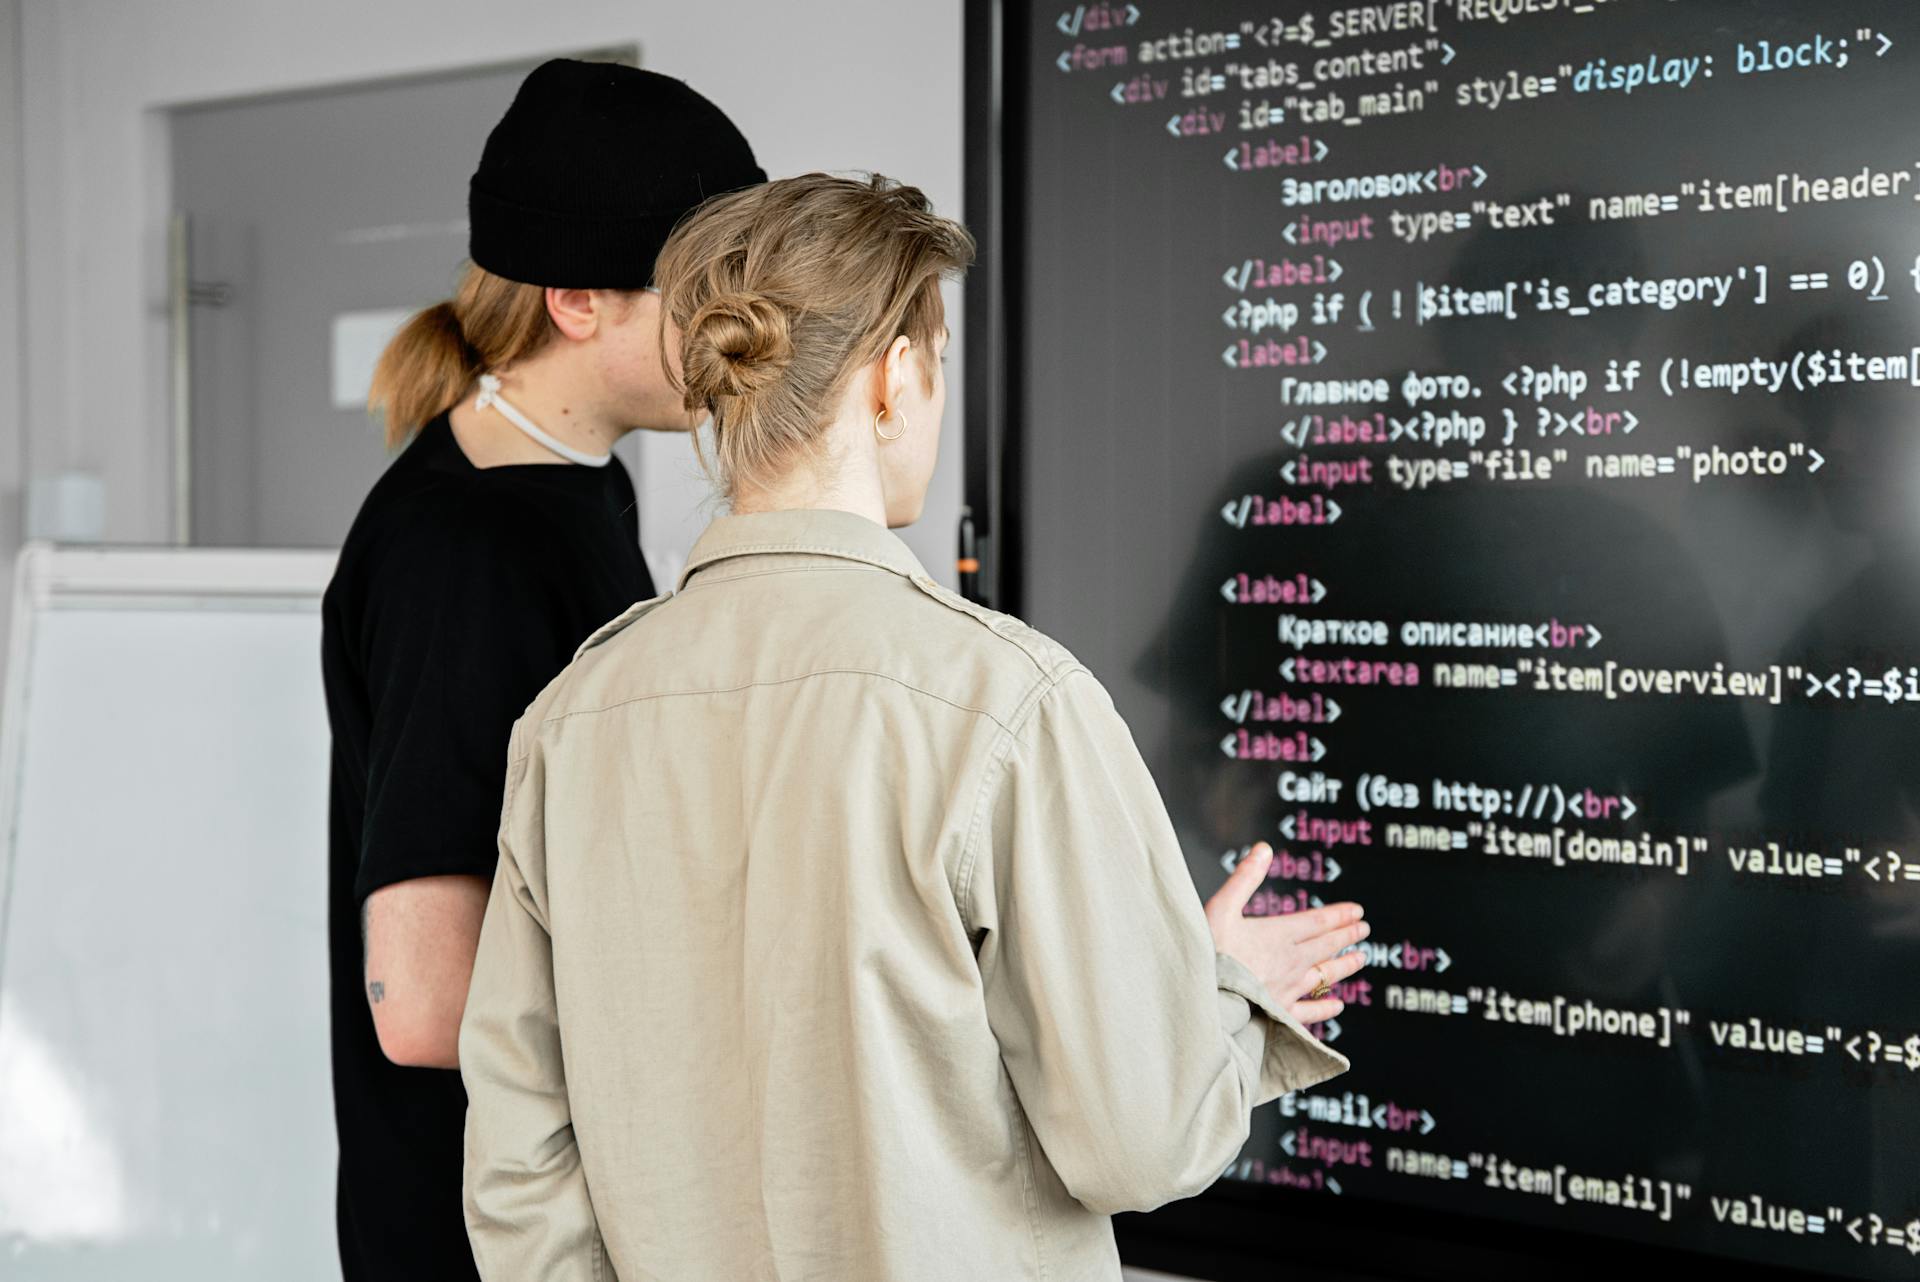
left=459, top=173, right=1369, bottom=1281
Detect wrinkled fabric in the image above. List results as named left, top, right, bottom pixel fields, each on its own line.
left=461, top=508, right=1349, bottom=1282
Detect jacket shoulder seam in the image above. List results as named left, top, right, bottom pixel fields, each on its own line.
left=677, top=563, right=876, bottom=591
left=952, top=661, right=1084, bottom=933
left=571, top=593, right=673, bottom=660
left=536, top=668, right=1024, bottom=738
left=906, top=578, right=1070, bottom=680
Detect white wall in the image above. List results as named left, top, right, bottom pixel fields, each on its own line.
left=5, top=19, right=1212, bottom=1277
left=14, top=0, right=966, bottom=584
left=0, top=0, right=26, bottom=645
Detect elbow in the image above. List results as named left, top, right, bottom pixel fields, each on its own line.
left=1064, top=1152, right=1236, bottom=1217
left=1065, top=1176, right=1168, bottom=1218
left=371, top=1002, right=462, bottom=1069
left=1057, top=1102, right=1253, bottom=1215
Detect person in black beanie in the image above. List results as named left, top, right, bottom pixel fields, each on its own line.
left=319, top=59, right=762, bottom=1282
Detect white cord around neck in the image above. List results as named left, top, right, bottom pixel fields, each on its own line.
left=474, top=373, right=612, bottom=468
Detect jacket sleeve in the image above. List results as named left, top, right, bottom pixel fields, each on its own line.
left=965, top=665, right=1350, bottom=1215
left=460, top=733, right=609, bottom=1280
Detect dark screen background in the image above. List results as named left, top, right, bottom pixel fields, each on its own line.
left=1010, top=2, right=1920, bottom=1276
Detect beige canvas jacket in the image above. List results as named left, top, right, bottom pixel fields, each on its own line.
left=460, top=507, right=1350, bottom=1282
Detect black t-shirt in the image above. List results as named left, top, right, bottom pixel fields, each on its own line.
left=321, top=415, right=653, bottom=1281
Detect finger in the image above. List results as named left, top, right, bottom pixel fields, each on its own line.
left=1290, top=945, right=1368, bottom=1002
left=1292, top=902, right=1366, bottom=938
left=1293, top=945, right=1368, bottom=994
left=1310, top=920, right=1371, bottom=957
left=1290, top=997, right=1344, bottom=1026
left=1211, top=842, right=1272, bottom=918
left=1288, top=916, right=1371, bottom=959
left=1318, top=947, right=1369, bottom=985
left=1294, top=958, right=1328, bottom=1002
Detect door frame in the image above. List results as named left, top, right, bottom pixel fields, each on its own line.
left=153, top=43, right=641, bottom=547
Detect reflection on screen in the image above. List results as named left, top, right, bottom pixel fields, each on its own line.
left=1016, top=2, right=1920, bottom=1275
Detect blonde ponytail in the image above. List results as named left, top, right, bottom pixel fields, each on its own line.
left=368, top=264, right=559, bottom=449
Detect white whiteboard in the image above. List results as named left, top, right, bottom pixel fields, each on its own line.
left=0, top=543, right=338, bottom=1278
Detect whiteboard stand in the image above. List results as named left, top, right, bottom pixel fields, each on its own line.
left=0, top=542, right=340, bottom=1279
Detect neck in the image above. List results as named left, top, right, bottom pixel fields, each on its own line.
left=730, top=421, right=890, bottom=526
left=447, top=357, right=629, bottom=468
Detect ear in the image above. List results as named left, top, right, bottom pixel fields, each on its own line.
left=544, top=287, right=600, bottom=343
left=878, top=334, right=914, bottom=410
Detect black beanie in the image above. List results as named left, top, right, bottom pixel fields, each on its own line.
left=468, top=60, right=765, bottom=289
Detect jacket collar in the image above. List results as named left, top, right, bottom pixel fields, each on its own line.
left=677, top=508, right=933, bottom=591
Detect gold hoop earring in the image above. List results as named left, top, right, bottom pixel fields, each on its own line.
left=874, top=408, right=906, bottom=441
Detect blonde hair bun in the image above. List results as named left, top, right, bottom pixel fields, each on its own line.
left=682, top=291, right=794, bottom=400
left=653, top=173, right=974, bottom=497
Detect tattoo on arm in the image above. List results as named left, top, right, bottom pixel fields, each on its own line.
left=360, top=903, right=385, bottom=1004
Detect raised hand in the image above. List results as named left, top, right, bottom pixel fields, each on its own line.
left=1204, top=842, right=1368, bottom=1026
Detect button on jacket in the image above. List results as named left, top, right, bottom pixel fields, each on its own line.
left=460, top=508, right=1350, bottom=1282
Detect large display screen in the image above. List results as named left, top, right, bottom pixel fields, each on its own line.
left=999, top=1, right=1920, bottom=1275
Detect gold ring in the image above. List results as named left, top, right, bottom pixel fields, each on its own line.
left=1307, top=965, right=1332, bottom=1000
